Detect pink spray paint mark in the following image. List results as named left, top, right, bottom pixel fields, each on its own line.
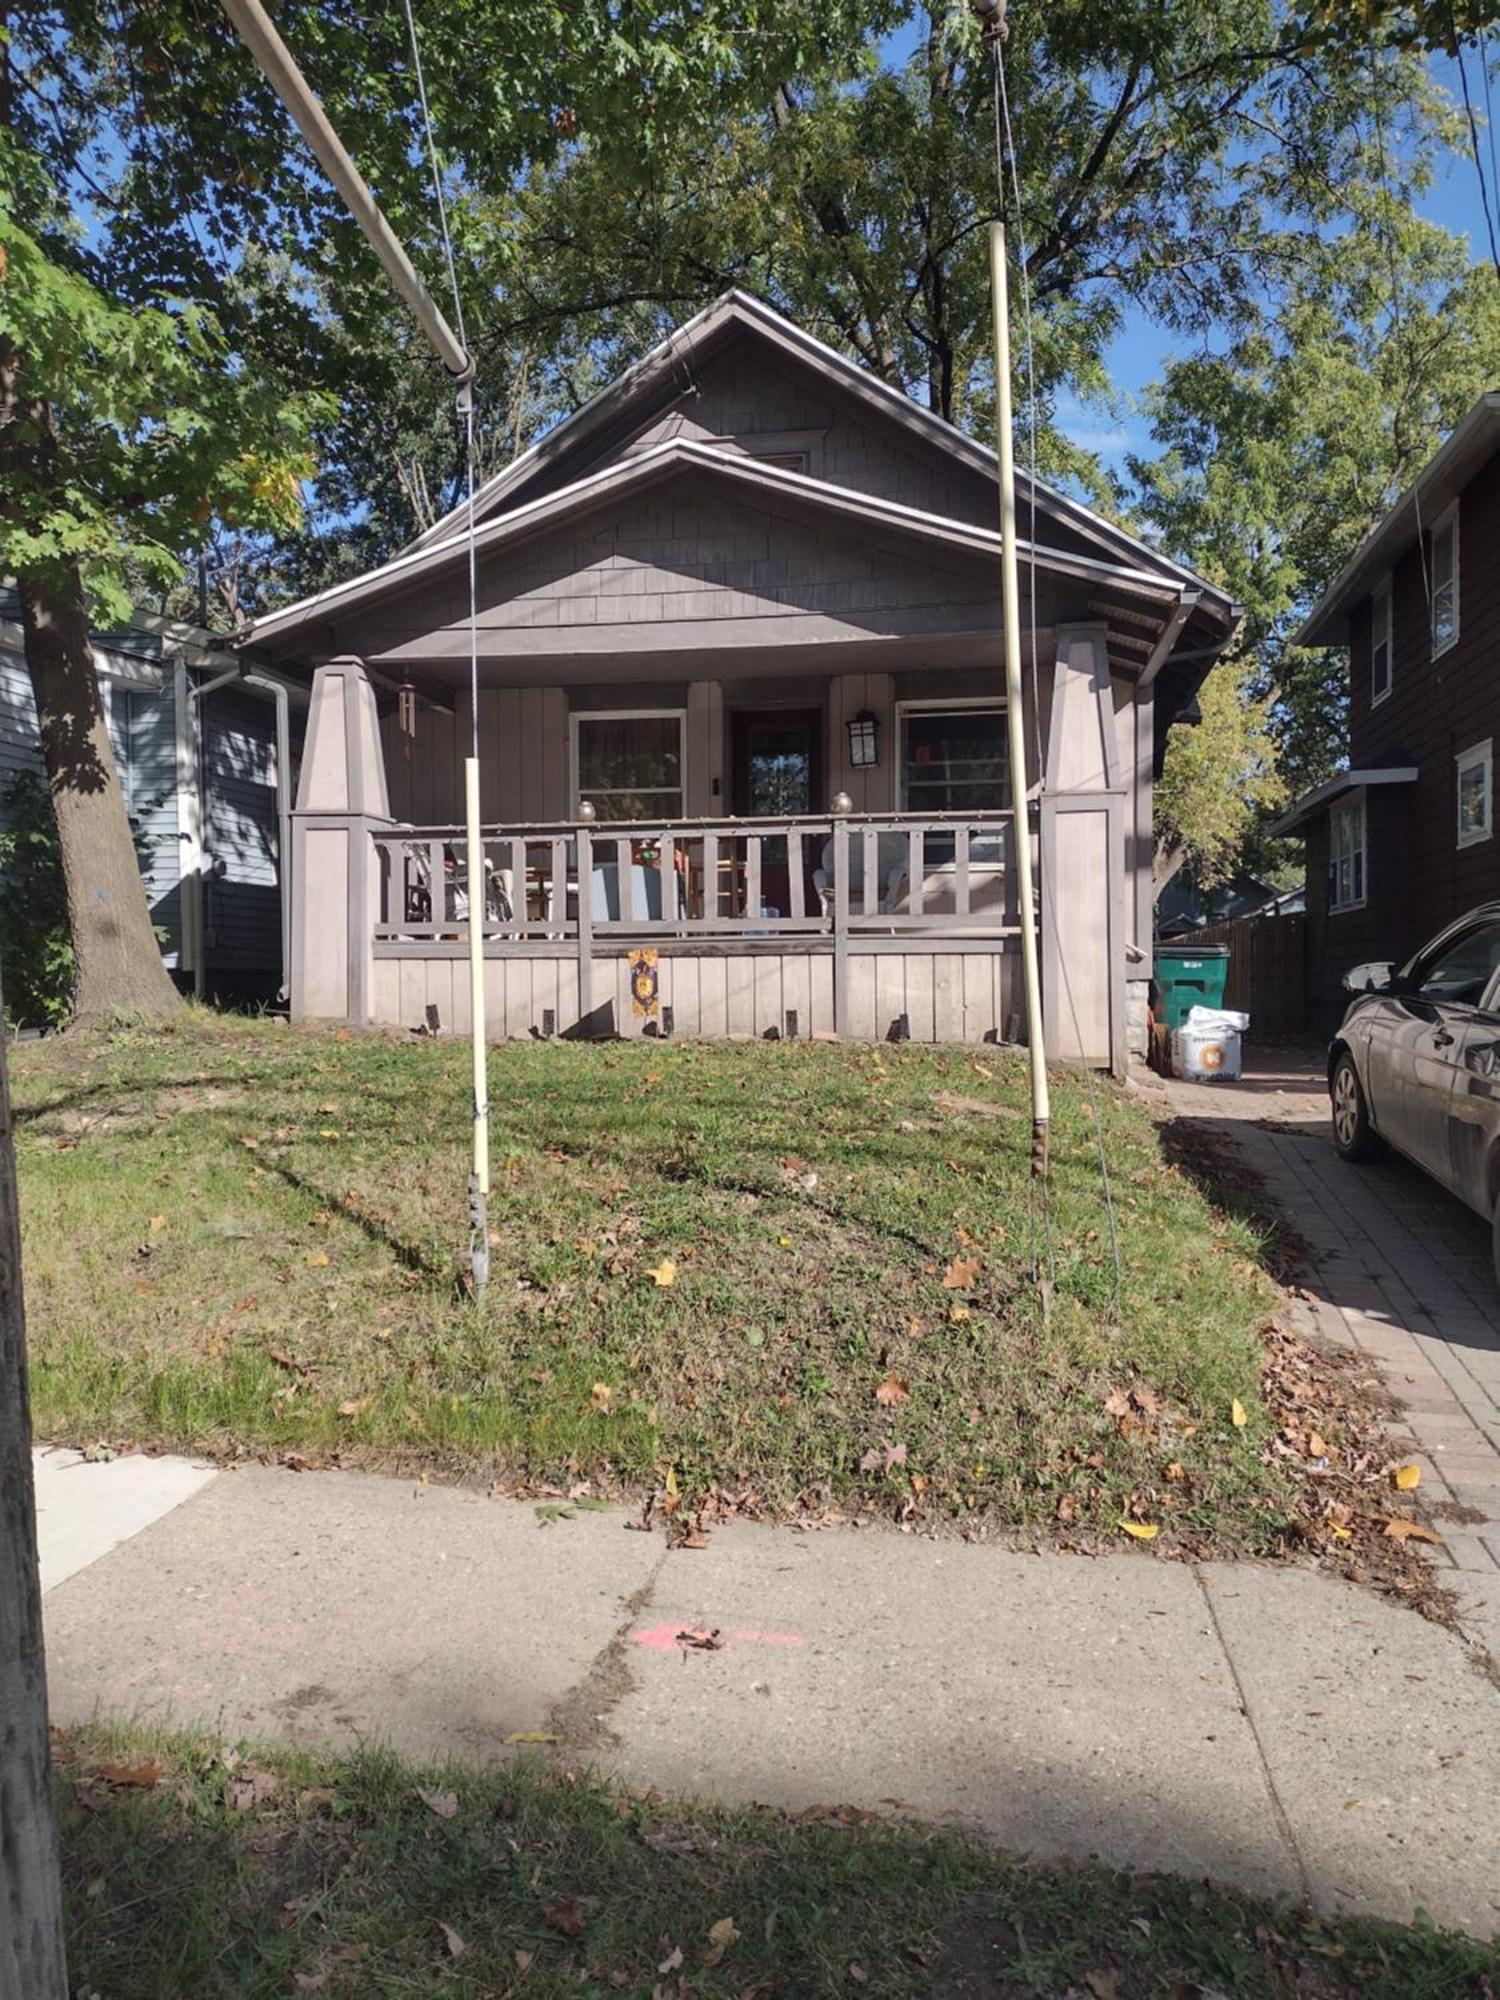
left=632, top=1624, right=805, bottom=1653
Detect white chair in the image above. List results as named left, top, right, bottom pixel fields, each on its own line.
left=813, top=832, right=910, bottom=915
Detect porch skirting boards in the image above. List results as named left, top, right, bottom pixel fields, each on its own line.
left=370, top=940, right=1020, bottom=1045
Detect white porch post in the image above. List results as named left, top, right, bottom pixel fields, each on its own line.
left=288, top=657, right=390, bottom=1023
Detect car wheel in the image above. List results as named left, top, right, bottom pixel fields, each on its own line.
left=1331, top=1052, right=1381, bottom=1162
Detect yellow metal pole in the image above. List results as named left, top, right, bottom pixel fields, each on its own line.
left=988, top=219, right=1050, bottom=1173
left=465, top=756, right=490, bottom=1285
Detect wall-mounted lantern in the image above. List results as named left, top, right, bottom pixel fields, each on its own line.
left=846, top=709, right=880, bottom=769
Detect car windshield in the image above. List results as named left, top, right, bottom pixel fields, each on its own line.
left=1415, top=922, right=1500, bottom=1005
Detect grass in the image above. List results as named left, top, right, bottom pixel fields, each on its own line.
left=54, top=1722, right=1500, bottom=1998
left=13, top=1013, right=1315, bottom=1551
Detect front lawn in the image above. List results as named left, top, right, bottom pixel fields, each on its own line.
left=11, top=1016, right=1379, bottom=1555
left=54, top=1722, right=1500, bottom=1998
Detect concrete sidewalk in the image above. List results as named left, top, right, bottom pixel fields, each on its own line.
left=40, top=1456, right=1500, bottom=1941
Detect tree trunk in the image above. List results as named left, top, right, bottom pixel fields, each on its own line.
left=0, top=988, right=70, bottom=2000
left=17, top=568, right=185, bottom=1024
left=1153, top=840, right=1189, bottom=894
left=0, top=331, right=183, bottom=1027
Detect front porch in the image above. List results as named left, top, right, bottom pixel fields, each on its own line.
left=368, top=807, right=1020, bottom=1044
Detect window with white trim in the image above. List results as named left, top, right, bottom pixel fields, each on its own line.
left=1432, top=504, right=1460, bottom=656
left=897, top=701, right=1008, bottom=862
left=1329, top=793, right=1366, bottom=912
left=1370, top=577, right=1393, bottom=705
left=1457, top=739, right=1492, bottom=848
left=572, top=711, right=685, bottom=821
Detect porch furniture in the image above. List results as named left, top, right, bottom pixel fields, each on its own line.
left=814, top=832, right=911, bottom=916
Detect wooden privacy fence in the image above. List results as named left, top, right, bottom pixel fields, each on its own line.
left=1191, top=913, right=1306, bottom=1035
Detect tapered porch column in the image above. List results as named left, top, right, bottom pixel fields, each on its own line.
left=1040, top=623, right=1128, bottom=1074
left=288, top=657, right=392, bottom=1022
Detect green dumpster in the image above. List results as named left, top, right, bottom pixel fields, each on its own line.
left=1152, top=943, right=1230, bottom=1032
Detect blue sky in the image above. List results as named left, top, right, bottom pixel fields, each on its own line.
left=1057, top=50, right=1498, bottom=477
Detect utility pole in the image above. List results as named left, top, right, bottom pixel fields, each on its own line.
left=218, top=0, right=492, bottom=1288
left=974, top=0, right=1049, bottom=1175
left=0, top=978, right=69, bottom=2000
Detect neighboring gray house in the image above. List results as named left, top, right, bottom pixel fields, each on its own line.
left=243, top=292, right=1239, bottom=1069
left=0, top=592, right=306, bottom=1004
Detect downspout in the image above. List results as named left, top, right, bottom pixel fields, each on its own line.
left=243, top=672, right=293, bottom=1001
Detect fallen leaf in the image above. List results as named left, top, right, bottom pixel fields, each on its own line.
left=948, top=1305, right=971, bottom=1324
left=226, top=1768, right=280, bottom=1811
left=849, top=1966, right=869, bottom=1984
left=337, top=1396, right=371, bottom=1419
left=306, top=1250, right=331, bottom=1269
left=590, top=1381, right=614, bottom=1413
left=515, top=1950, right=534, bottom=1972
left=658, top=1945, right=685, bottom=1973
left=875, top=1374, right=910, bottom=1406
left=439, top=1922, right=469, bottom=1960
left=148, top=1212, right=166, bottom=1233
left=543, top=1898, right=587, bottom=1937
left=299, top=1787, right=335, bottom=1808
left=702, top=1916, right=741, bottom=1967
left=504, top=1731, right=558, bottom=1745
left=1383, top=1518, right=1444, bottom=1544
left=416, top=1787, right=459, bottom=1819
left=1307, top=1432, right=1328, bottom=1459
left=293, top=1975, right=328, bottom=1992
left=664, top=1463, right=680, bottom=1499
left=647, top=1258, right=678, bottom=1287
left=95, top=1759, right=164, bottom=1788
left=1163, top=1461, right=1186, bottom=1482
left=1392, top=1462, right=1421, bottom=1491
left=1118, top=1519, right=1160, bottom=1541
left=1231, top=1398, right=1248, bottom=1429
left=942, top=1254, right=981, bottom=1290
left=1085, top=1971, right=1123, bottom=2000
left=1103, top=1387, right=1131, bottom=1418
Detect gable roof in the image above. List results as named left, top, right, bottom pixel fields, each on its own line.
left=247, top=434, right=1191, bottom=653
left=407, top=289, right=1232, bottom=617
left=1299, top=391, right=1500, bottom=647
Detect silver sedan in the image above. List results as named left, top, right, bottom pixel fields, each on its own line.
left=1330, top=903, right=1500, bottom=1282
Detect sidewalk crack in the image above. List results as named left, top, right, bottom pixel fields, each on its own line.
left=545, top=1548, right=668, bottom=1760
left=1193, top=1566, right=1313, bottom=1903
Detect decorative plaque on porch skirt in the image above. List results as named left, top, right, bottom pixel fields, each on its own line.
left=629, top=949, right=660, bottom=1019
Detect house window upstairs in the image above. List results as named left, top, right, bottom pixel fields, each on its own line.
left=1431, top=504, right=1460, bottom=657
left=1370, top=578, right=1393, bottom=705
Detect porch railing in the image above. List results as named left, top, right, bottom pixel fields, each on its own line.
left=371, top=812, right=1017, bottom=948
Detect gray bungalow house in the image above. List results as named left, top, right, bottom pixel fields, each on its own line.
left=243, top=292, right=1237, bottom=1069
left=0, top=592, right=306, bottom=1007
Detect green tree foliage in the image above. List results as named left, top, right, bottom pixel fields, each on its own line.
left=1132, top=220, right=1499, bottom=811
left=1154, top=661, right=1286, bottom=891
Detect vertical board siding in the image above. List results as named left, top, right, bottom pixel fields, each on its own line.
left=369, top=948, right=1013, bottom=1043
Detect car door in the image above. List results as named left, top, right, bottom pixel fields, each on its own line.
left=1367, top=919, right=1500, bottom=1191
left=1445, top=965, right=1500, bottom=1217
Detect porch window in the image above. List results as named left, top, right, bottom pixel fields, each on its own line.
left=1329, top=793, right=1366, bottom=912
left=1457, top=739, right=1492, bottom=848
left=898, top=703, right=1009, bottom=814
left=1370, top=578, right=1392, bottom=706
left=1431, top=504, right=1459, bottom=657
left=572, top=711, right=685, bottom=821
left=898, top=701, right=1008, bottom=864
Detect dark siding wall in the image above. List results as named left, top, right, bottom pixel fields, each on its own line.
left=1311, top=450, right=1500, bottom=1021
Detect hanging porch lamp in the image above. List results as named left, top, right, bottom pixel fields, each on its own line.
left=846, top=709, right=880, bottom=769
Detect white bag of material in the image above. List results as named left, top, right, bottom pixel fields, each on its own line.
left=1184, top=1003, right=1249, bottom=1033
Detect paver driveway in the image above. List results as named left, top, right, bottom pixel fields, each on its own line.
left=1156, top=1044, right=1500, bottom=1629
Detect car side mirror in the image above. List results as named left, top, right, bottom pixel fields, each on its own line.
left=1342, top=961, right=1396, bottom=995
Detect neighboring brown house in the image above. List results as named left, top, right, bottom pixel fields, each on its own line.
left=242, top=291, right=1236, bottom=1068
left=1273, top=392, right=1500, bottom=1028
